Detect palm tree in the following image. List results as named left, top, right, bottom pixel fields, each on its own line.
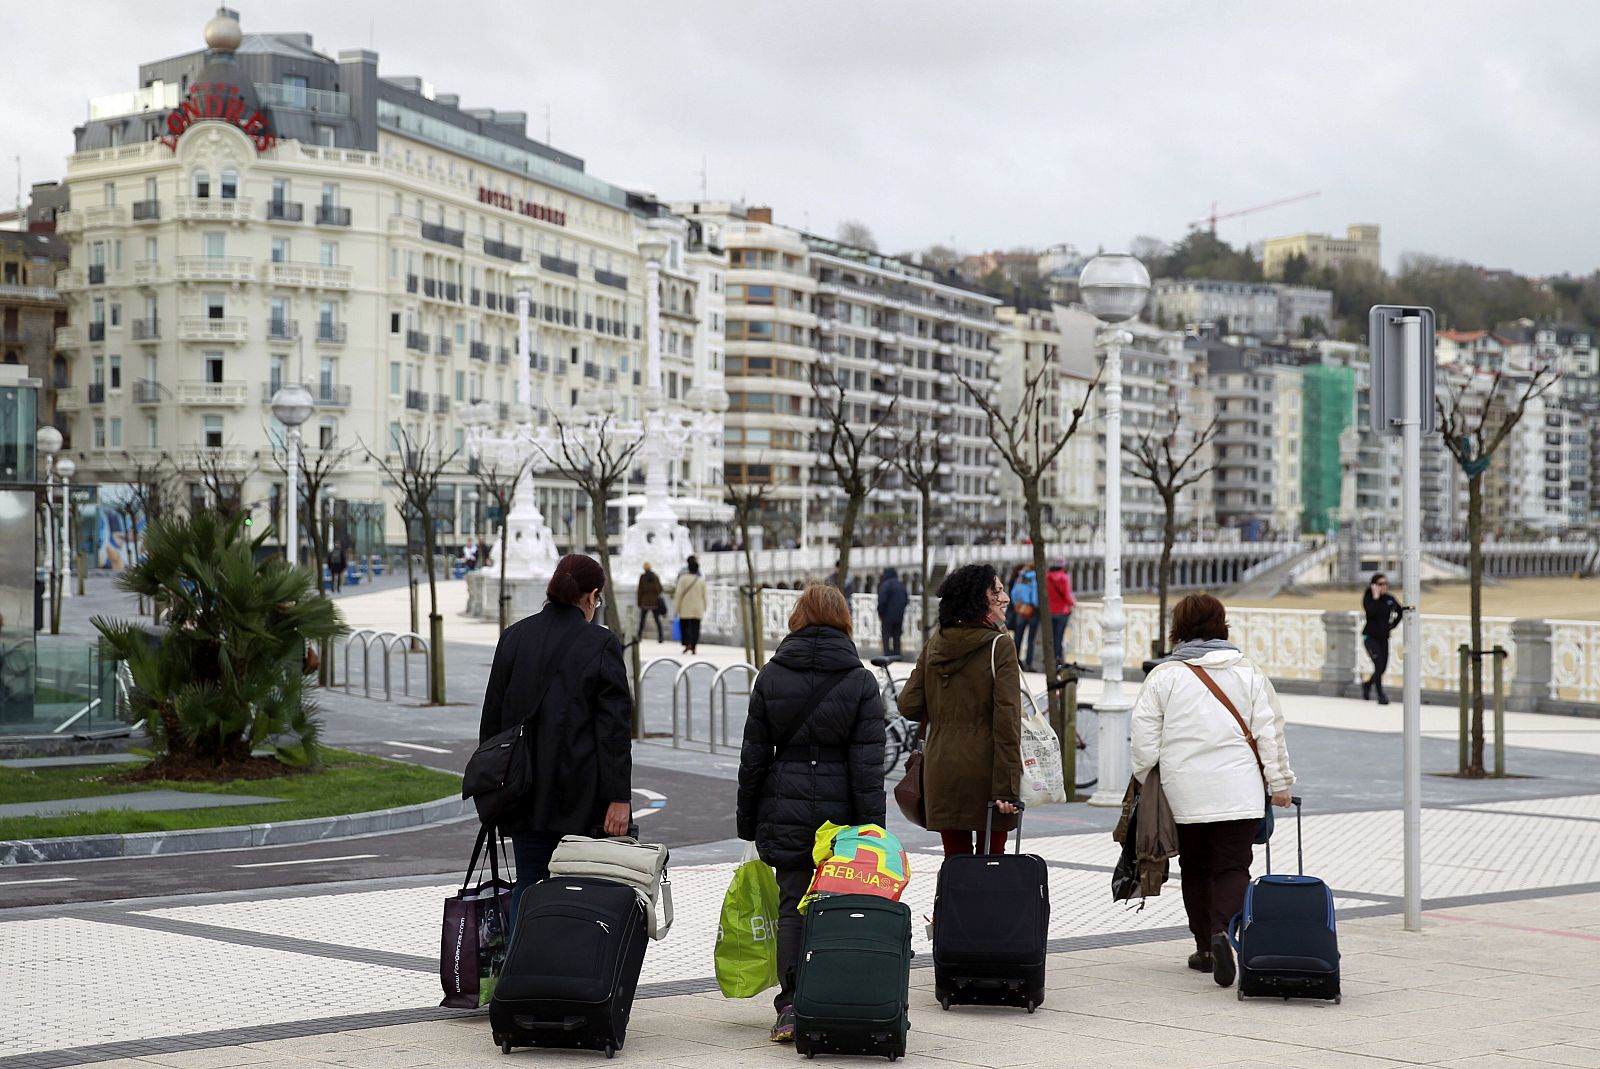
left=93, top=511, right=346, bottom=769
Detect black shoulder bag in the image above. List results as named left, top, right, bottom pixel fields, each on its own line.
left=463, top=622, right=588, bottom=825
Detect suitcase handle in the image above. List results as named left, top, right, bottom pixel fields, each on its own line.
left=983, top=800, right=1026, bottom=855
left=1264, top=796, right=1304, bottom=876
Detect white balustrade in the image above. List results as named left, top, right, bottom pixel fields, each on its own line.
left=1550, top=620, right=1600, bottom=703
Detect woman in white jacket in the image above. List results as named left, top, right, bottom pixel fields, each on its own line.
left=1130, top=593, right=1295, bottom=988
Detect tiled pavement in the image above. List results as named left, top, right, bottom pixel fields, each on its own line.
left=7, top=792, right=1600, bottom=1069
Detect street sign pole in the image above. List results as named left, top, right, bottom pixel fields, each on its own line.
left=1398, top=313, right=1424, bottom=933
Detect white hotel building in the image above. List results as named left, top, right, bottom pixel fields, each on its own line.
left=55, top=11, right=725, bottom=556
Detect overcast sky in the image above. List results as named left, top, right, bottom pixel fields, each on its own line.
left=8, top=2, right=1599, bottom=276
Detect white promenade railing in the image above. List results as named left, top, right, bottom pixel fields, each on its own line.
left=1550, top=619, right=1600, bottom=704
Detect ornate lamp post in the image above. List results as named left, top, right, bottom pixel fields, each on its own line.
left=55, top=455, right=76, bottom=597
left=1078, top=253, right=1150, bottom=807
left=37, top=427, right=61, bottom=628
left=270, top=382, right=315, bottom=566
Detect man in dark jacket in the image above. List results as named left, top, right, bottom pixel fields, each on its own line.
left=736, top=586, right=885, bottom=1043
left=635, top=562, right=664, bottom=643
left=876, top=567, right=909, bottom=656
left=480, top=554, right=633, bottom=917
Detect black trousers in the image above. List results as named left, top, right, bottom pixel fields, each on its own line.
left=636, top=606, right=664, bottom=642
left=1176, top=819, right=1258, bottom=952
left=509, top=830, right=563, bottom=935
left=773, top=866, right=813, bottom=1012
left=1364, top=636, right=1390, bottom=686
left=680, top=617, right=702, bottom=651
left=882, top=621, right=903, bottom=656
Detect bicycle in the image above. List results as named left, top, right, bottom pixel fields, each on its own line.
left=871, top=655, right=920, bottom=775
left=1031, top=661, right=1098, bottom=791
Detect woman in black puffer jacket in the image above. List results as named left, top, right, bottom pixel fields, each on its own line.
left=736, top=582, right=885, bottom=1043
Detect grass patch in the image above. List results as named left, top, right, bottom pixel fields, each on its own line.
left=0, top=749, right=461, bottom=841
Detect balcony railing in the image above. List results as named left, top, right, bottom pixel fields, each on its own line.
left=176, top=380, right=248, bottom=406
left=316, top=205, right=352, bottom=227
left=444, top=282, right=459, bottom=302
left=266, top=201, right=304, bottom=222
left=54, top=326, right=83, bottom=349
left=316, top=323, right=348, bottom=344
left=255, top=82, right=351, bottom=116
left=174, top=196, right=253, bottom=222
left=55, top=387, right=82, bottom=411
left=132, top=260, right=160, bottom=286
left=482, top=238, right=522, bottom=263
left=470, top=288, right=482, bottom=306
left=133, top=379, right=163, bottom=404
left=88, top=322, right=106, bottom=342
left=316, top=383, right=351, bottom=407
left=406, top=389, right=428, bottom=412
left=470, top=341, right=489, bottom=361
left=405, top=330, right=428, bottom=352
left=421, top=222, right=465, bottom=247
left=131, top=200, right=160, bottom=222
left=422, top=278, right=437, bottom=298
left=131, top=317, right=160, bottom=341
left=268, top=318, right=298, bottom=341
left=178, top=316, right=248, bottom=342
left=88, top=265, right=106, bottom=285
left=406, top=274, right=419, bottom=294
left=595, top=269, right=629, bottom=291
left=267, top=261, right=354, bottom=289
left=434, top=336, right=452, bottom=356
left=174, top=255, right=255, bottom=283
left=497, top=346, right=510, bottom=366
left=434, top=394, right=450, bottom=415
left=540, top=254, right=579, bottom=277
left=88, top=383, right=106, bottom=404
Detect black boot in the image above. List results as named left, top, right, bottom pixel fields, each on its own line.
left=1376, top=684, right=1390, bottom=706
left=1362, top=679, right=1371, bottom=701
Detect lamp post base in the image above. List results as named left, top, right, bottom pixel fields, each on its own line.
left=1085, top=702, right=1132, bottom=806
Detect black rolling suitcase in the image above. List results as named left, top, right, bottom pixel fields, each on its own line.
left=792, top=894, right=913, bottom=1061
left=932, top=802, right=1050, bottom=1012
left=490, top=877, right=648, bottom=1058
left=1228, top=797, right=1341, bottom=1004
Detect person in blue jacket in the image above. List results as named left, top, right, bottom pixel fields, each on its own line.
left=877, top=567, right=909, bottom=655
left=1009, top=566, right=1039, bottom=671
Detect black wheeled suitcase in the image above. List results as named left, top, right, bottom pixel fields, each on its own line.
left=490, top=877, right=648, bottom=1058
left=932, top=802, right=1050, bottom=1012
left=792, top=894, right=913, bottom=1061
left=1228, top=797, right=1341, bottom=1004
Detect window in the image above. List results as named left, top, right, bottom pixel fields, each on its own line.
left=202, top=415, right=224, bottom=448
left=321, top=183, right=337, bottom=209
left=319, top=241, right=337, bottom=267
left=93, top=417, right=106, bottom=448
left=271, top=238, right=289, bottom=263
left=109, top=417, right=122, bottom=448
left=203, top=232, right=225, bottom=259
left=146, top=416, right=158, bottom=448
left=319, top=419, right=336, bottom=450
left=317, top=125, right=335, bottom=147
left=192, top=168, right=210, bottom=198
left=269, top=353, right=286, bottom=393
left=109, top=355, right=122, bottom=389
left=271, top=177, right=290, bottom=206
left=745, top=285, right=774, bottom=305
left=282, top=75, right=308, bottom=109
left=204, top=353, right=224, bottom=384
left=109, top=303, right=121, bottom=326
left=205, top=292, right=225, bottom=319
left=219, top=170, right=238, bottom=199
left=389, top=362, right=402, bottom=394
left=389, top=421, right=403, bottom=452
left=103, top=182, right=117, bottom=207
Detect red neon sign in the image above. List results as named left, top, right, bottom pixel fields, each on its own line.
left=159, top=82, right=276, bottom=154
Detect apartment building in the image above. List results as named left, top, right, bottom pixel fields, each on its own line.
left=1261, top=224, right=1382, bottom=279
left=1151, top=278, right=1333, bottom=339
left=680, top=204, right=1002, bottom=543
left=0, top=230, right=68, bottom=431
left=56, top=11, right=723, bottom=554
left=1188, top=336, right=1304, bottom=538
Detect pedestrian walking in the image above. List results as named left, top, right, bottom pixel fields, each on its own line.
left=1129, top=592, right=1294, bottom=988
left=328, top=542, right=347, bottom=593
left=876, top=567, right=908, bottom=656
left=635, top=562, right=665, bottom=643
left=1009, top=565, right=1040, bottom=672
left=1046, top=561, right=1075, bottom=664
left=462, top=538, right=479, bottom=571
left=897, top=563, right=1022, bottom=857
left=736, top=582, right=885, bottom=1043
left=675, top=556, right=706, bottom=656
left=1002, top=563, right=1025, bottom=635
left=1361, top=573, right=1403, bottom=705
left=478, top=553, right=633, bottom=921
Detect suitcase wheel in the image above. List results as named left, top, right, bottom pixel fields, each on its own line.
left=604, top=1045, right=615, bottom=1060
left=1026, top=1001, right=1036, bottom=1014
left=806, top=1053, right=816, bottom=1061
left=939, top=995, right=951, bottom=1011
left=1334, top=995, right=1342, bottom=1005
left=1236, top=989, right=1244, bottom=1002
left=888, top=1053, right=898, bottom=1062
left=500, top=1041, right=512, bottom=1055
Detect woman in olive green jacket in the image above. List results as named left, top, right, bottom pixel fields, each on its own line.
left=899, top=562, right=1023, bottom=856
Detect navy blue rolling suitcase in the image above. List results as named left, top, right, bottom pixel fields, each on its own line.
left=932, top=802, right=1049, bottom=1012
left=1228, top=797, right=1341, bottom=1003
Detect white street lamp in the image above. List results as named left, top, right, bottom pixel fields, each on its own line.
left=1078, top=252, right=1150, bottom=807
left=55, top=455, right=76, bottom=598
left=37, top=427, right=62, bottom=624
left=271, top=382, right=315, bottom=567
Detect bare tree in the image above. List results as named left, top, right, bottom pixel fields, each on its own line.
left=471, top=449, right=534, bottom=633
left=1437, top=362, right=1558, bottom=776
left=368, top=429, right=459, bottom=705
left=725, top=478, right=773, bottom=666
left=836, top=220, right=879, bottom=251
left=113, top=451, right=180, bottom=619
left=268, top=438, right=356, bottom=597
left=190, top=444, right=258, bottom=522
left=1125, top=410, right=1220, bottom=657
left=530, top=411, right=646, bottom=640
left=812, top=364, right=900, bottom=589
left=959, top=361, right=1102, bottom=790
left=894, top=414, right=950, bottom=643
left=396, top=497, right=422, bottom=641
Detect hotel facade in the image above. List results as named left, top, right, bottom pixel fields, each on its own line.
left=56, top=11, right=726, bottom=557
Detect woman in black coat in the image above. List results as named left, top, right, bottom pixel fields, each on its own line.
left=1361, top=572, right=1404, bottom=705
left=736, top=583, right=885, bottom=1043
left=479, top=554, right=633, bottom=917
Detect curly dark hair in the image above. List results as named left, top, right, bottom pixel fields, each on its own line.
left=937, top=563, right=999, bottom=629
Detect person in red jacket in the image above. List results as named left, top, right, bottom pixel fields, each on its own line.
left=1046, top=561, right=1076, bottom=665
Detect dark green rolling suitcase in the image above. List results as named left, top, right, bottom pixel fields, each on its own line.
left=792, top=894, right=912, bottom=1061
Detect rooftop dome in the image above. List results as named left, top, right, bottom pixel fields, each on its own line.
left=204, top=8, right=242, bottom=52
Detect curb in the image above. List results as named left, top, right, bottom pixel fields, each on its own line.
left=0, top=794, right=472, bottom=865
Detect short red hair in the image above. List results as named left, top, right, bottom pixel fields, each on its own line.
left=788, top=582, right=853, bottom=637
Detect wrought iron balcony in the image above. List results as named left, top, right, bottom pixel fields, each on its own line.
left=267, top=201, right=304, bottom=222
left=316, top=205, right=352, bottom=226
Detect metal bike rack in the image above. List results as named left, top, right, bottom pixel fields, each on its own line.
left=382, top=631, right=431, bottom=700
left=638, top=657, right=684, bottom=747
left=341, top=629, right=379, bottom=693
left=672, top=661, right=723, bottom=752
left=709, top=663, right=759, bottom=749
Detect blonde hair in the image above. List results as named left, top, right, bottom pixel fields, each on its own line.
left=788, top=581, right=853, bottom=637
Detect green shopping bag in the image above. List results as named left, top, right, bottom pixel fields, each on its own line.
left=715, top=846, right=781, bottom=998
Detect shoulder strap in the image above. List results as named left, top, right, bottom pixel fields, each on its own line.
left=990, top=633, right=1001, bottom=678
left=769, top=668, right=858, bottom=758
left=1184, top=663, right=1264, bottom=780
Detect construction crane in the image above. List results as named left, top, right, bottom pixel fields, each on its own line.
left=1190, top=191, right=1321, bottom=234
